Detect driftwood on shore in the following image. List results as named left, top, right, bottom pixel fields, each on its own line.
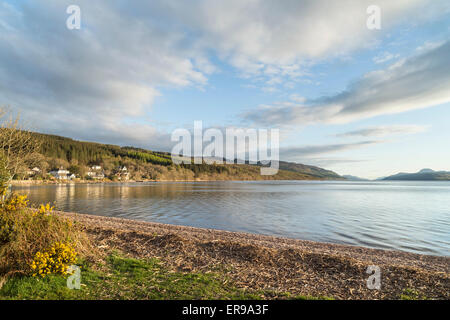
left=59, top=211, right=449, bottom=300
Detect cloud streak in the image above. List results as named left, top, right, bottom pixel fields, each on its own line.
left=280, top=140, right=381, bottom=159
left=336, top=125, right=428, bottom=138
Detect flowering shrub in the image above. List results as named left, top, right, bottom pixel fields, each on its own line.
left=0, top=194, right=26, bottom=244
left=0, top=213, right=15, bottom=244
left=33, top=203, right=54, bottom=217
left=2, top=194, right=29, bottom=212
left=30, top=241, right=78, bottom=277
left=0, top=193, right=91, bottom=276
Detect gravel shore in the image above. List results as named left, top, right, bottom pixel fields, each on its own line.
left=59, top=211, right=449, bottom=300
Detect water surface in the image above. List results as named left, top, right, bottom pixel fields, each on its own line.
left=14, top=180, right=450, bottom=256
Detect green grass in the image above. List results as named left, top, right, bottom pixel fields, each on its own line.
left=400, top=288, right=428, bottom=300
left=0, top=253, right=327, bottom=300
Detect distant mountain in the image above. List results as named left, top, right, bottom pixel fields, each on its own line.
left=382, top=169, right=450, bottom=181
left=342, top=175, right=369, bottom=181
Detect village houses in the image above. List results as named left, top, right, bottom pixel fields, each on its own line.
left=114, top=166, right=130, bottom=181
left=49, top=168, right=75, bottom=180
left=87, top=165, right=105, bottom=180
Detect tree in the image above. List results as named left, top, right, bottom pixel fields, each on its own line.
left=0, top=108, right=41, bottom=196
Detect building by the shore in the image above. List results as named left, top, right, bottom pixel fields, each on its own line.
left=27, top=167, right=41, bottom=177
left=114, top=166, right=130, bottom=181
left=87, top=165, right=105, bottom=180
left=49, top=168, right=75, bottom=180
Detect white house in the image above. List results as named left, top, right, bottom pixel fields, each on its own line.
left=87, top=171, right=105, bottom=179
left=49, top=168, right=72, bottom=180
left=27, top=167, right=41, bottom=176
left=87, top=165, right=105, bottom=179
left=115, top=166, right=130, bottom=181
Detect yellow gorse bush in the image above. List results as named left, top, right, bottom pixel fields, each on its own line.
left=30, top=241, right=78, bottom=277
left=0, top=192, right=91, bottom=277
left=33, top=203, right=54, bottom=217
left=0, top=194, right=29, bottom=245
left=0, top=215, right=15, bottom=244
left=2, top=194, right=29, bottom=212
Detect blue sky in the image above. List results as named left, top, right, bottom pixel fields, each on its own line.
left=0, top=0, right=449, bottom=178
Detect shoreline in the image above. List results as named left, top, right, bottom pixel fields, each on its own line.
left=59, top=211, right=449, bottom=299
left=11, top=177, right=343, bottom=185
left=12, top=179, right=450, bottom=186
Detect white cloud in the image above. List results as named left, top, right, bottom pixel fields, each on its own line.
left=0, top=1, right=208, bottom=149
left=244, top=41, right=450, bottom=126
left=159, top=0, right=449, bottom=85
left=0, top=0, right=448, bottom=149
left=373, top=51, right=400, bottom=64
left=289, top=94, right=306, bottom=104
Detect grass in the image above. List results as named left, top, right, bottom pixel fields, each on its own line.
left=400, top=288, right=429, bottom=300
left=0, top=252, right=328, bottom=300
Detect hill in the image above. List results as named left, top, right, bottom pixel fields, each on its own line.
left=20, top=132, right=343, bottom=181
left=382, top=169, right=450, bottom=181
left=277, top=161, right=342, bottom=179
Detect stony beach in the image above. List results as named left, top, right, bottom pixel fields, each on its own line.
left=58, top=211, right=449, bottom=300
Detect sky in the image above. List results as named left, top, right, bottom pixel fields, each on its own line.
left=0, top=0, right=449, bottom=179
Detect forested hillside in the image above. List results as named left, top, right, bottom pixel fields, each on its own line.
left=20, top=133, right=343, bottom=181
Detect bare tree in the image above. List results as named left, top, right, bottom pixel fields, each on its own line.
left=0, top=108, right=41, bottom=196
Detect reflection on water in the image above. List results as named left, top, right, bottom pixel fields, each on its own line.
left=13, top=180, right=450, bottom=256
